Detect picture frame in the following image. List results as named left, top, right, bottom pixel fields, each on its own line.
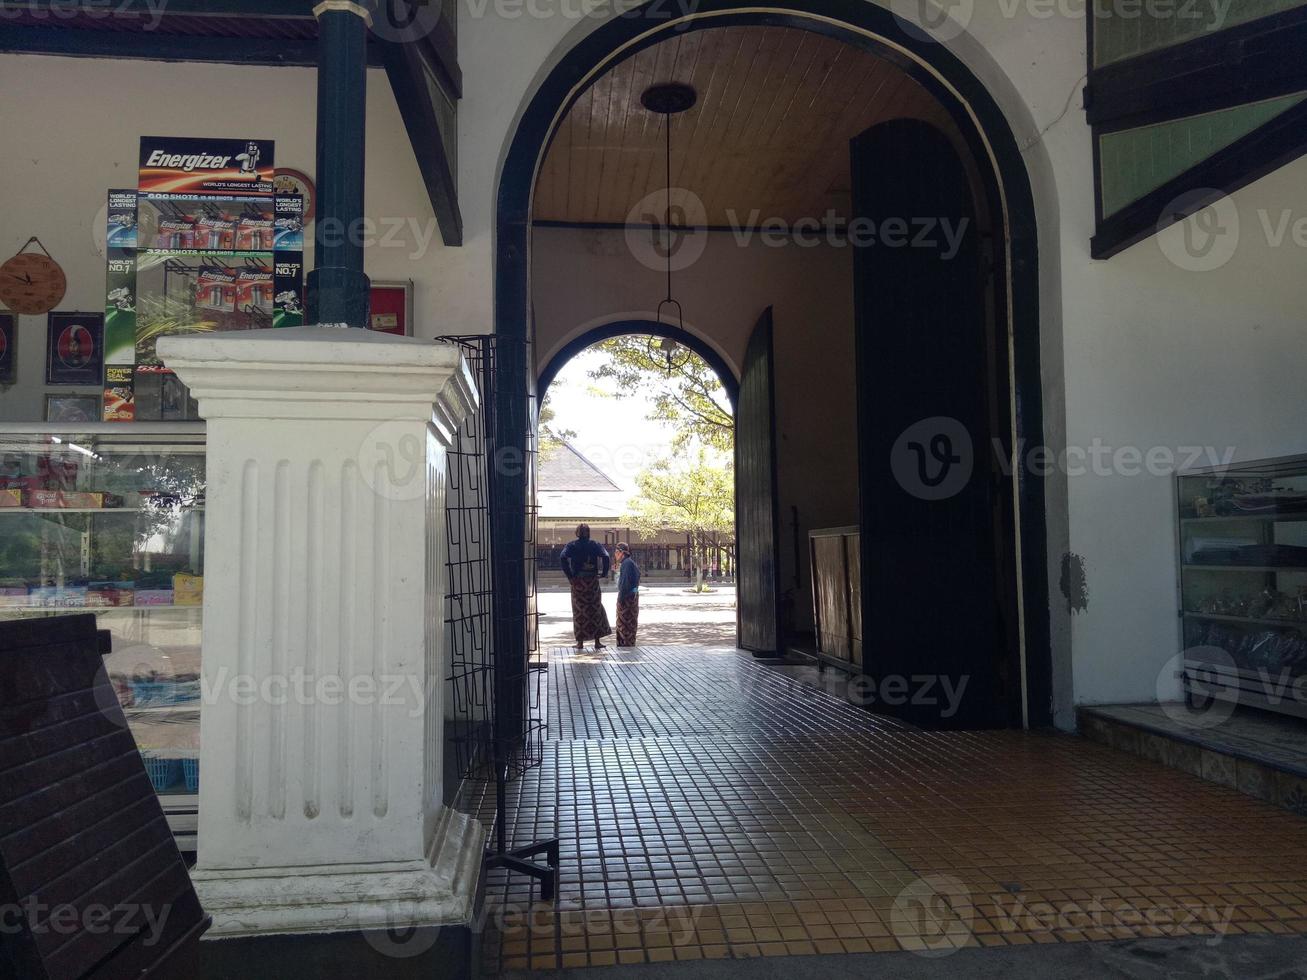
left=368, top=280, right=413, bottom=337
left=0, top=313, right=15, bottom=385
left=46, top=311, right=105, bottom=386
left=45, top=392, right=101, bottom=423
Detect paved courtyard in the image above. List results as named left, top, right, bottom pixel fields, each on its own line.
left=536, top=585, right=738, bottom=649
left=464, top=645, right=1307, bottom=974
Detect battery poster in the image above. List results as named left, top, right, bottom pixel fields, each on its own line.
left=103, top=138, right=305, bottom=419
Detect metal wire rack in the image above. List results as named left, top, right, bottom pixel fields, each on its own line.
left=440, top=334, right=547, bottom=784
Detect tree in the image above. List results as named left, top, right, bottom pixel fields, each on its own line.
left=625, top=450, right=734, bottom=589
left=587, top=336, right=733, bottom=451
left=537, top=390, right=575, bottom=462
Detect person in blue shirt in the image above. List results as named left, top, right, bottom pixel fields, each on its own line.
left=560, top=524, right=612, bottom=650
left=614, top=543, right=642, bottom=647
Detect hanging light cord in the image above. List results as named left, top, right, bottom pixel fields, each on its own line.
left=656, top=111, right=684, bottom=332
left=665, top=114, right=673, bottom=307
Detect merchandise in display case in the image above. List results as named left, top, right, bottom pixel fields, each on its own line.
left=0, top=422, right=205, bottom=795
left=1177, top=454, right=1307, bottom=719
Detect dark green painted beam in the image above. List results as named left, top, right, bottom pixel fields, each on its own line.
left=0, top=23, right=388, bottom=65
left=380, top=35, right=463, bottom=246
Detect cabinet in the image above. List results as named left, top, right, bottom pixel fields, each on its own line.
left=0, top=423, right=205, bottom=795
left=809, top=526, right=861, bottom=670
left=1177, top=454, right=1307, bottom=718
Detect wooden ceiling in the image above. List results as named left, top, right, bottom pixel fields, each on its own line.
left=533, top=26, right=958, bottom=225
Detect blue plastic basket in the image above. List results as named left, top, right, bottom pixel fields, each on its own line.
left=130, top=681, right=174, bottom=706
left=130, top=679, right=201, bottom=706
left=182, top=758, right=200, bottom=793
left=143, top=756, right=180, bottom=793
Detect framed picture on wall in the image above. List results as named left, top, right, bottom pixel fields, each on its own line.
left=45, top=392, right=101, bottom=423
left=45, top=311, right=105, bottom=386
left=368, top=280, right=413, bottom=336
left=0, top=313, right=15, bottom=384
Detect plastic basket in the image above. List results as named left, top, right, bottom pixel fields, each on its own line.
left=130, top=681, right=174, bottom=706
left=182, top=758, right=200, bottom=793
left=143, top=756, right=180, bottom=793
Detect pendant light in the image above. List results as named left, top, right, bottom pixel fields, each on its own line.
left=640, top=82, right=698, bottom=343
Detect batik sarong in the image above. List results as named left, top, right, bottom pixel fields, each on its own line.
left=616, top=593, right=639, bottom=647
left=570, top=576, right=612, bottom=643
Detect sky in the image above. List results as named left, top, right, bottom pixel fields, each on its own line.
left=543, top=347, right=681, bottom=493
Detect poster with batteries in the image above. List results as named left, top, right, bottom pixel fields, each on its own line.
left=103, top=137, right=306, bottom=419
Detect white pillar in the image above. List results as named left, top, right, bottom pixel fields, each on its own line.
left=159, top=325, right=485, bottom=937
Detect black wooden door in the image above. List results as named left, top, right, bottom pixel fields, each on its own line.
left=735, top=307, right=782, bottom=656
left=851, top=120, right=1012, bottom=729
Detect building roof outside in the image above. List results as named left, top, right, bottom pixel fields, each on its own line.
left=538, top=440, right=623, bottom=492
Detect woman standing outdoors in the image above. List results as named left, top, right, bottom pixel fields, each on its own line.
left=614, top=543, right=642, bottom=647
left=560, top=524, right=612, bottom=650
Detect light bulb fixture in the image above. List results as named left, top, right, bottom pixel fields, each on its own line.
left=640, top=82, right=697, bottom=335
left=658, top=336, right=679, bottom=376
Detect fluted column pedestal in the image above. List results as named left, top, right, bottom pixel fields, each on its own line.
left=158, top=325, right=484, bottom=938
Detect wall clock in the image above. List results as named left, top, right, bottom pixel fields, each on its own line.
left=0, top=238, right=67, bottom=315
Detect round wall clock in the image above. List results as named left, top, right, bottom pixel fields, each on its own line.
left=0, top=239, right=67, bottom=315
left=273, top=168, right=317, bottom=224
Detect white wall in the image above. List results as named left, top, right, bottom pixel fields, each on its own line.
left=455, top=2, right=1307, bottom=720
left=5, top=0, right=1306, bottom=720
left=531, top=226, right=861, bottom=633
left=0, top=54, right=470, bottom=422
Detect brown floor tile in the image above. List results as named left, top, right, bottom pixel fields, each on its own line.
left=474, top=646, right=1307, bottom=975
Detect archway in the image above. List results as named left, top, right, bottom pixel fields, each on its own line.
left=495, top=0, right=1054, bottom=728
left=538, top=319, right=740, bottom=408
left=535, top=320, right=740, bottom=647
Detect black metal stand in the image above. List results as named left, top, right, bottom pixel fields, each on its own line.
left=439, top=334, right=560, bottom=903
left=483, top=760, right=559, bottom=900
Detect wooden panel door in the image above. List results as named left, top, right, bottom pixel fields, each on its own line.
left=735, top=307, right=782, bottom=656
left=851, top=119, right=1011, bottom=729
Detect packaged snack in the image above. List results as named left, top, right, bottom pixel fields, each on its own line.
left=88, top=581, right=135, bottom=607
left=0, top=587, right=30, bottom=608
left=31, top=584, right=88, bottom=608
left=134, top=590, right=175, bottom=606
left=173, top=573, right=203, bottom=606
left=23, top=490, right=105, bottom=509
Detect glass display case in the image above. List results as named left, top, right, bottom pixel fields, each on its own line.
left=0, top=422, right=205, bottom=796
left=1177, top=454, right=1307, bottom=718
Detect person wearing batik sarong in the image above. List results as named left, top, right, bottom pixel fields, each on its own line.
left=614, top=543, right=641, bottom=647
left=560, top=524, right=612, bottom=650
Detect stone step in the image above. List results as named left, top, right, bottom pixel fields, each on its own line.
left=1078, top=703, right=1307, bottom=818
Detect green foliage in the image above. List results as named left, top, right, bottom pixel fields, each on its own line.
left=625, top=449, right=734, bottom=579
left=587, top=336, right=733, bottom=451
left=537, top=391, right=575, bottom=463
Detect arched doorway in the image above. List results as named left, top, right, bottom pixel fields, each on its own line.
left=538, top=319, right=739, bottom=408
left=495, top=0, right=1052, bottom=728
left=535, top=320, right=741, bottom=647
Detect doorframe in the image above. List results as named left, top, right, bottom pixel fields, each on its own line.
left=537, top=318, right=739, bottom=407
left=495, top=0, right=1053, bottom=727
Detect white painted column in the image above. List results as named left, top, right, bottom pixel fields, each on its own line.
left=159, top=325, right=485, bottom=937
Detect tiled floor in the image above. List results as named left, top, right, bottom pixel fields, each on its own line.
left=466, top=646, right=1307, bottom=973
